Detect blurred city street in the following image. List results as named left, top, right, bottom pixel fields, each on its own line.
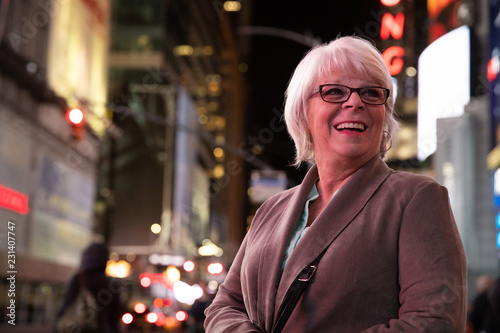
left=1, top=0, right=500, bottom=332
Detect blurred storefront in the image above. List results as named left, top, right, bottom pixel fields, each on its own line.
left=0, top=0, right=111, bottom=330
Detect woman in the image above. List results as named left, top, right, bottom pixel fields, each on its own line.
left=204, top=36, right=467, bottom=332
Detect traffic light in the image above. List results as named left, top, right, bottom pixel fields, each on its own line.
left=65, top=108, right=84, bottom=141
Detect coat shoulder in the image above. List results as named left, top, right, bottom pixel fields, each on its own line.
left=381, top=168, right=449, bottom=205
left=248, top=186, right=299, bottom=232
left=386, top=169, right=442, bottom=190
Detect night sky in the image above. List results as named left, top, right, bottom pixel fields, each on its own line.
left=245, top=0, right=383, bottom=184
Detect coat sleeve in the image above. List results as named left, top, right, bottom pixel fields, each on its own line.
left=204, top=232, right=264, bottom=333
left=362, top=181, right=467, bottom=333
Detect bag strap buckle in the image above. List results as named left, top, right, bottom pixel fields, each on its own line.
left=297, top=264, right=317, bottom=282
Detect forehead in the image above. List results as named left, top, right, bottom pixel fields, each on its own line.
left=312, top=58, right=385, bottom=87
left=315, top=73, right=379, bottom=87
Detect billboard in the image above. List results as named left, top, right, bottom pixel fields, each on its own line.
left=417, top=25, right=470, bottom=161
left=46, top=0, right=110, bottom=135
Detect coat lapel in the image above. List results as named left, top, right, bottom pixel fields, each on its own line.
left=274, top=156, right=392, bottom=317
left=258, top=164, right=319, bottom=330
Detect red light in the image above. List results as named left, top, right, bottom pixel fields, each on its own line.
left=0, top=184, right=29, bottom=215
left=66, top=108, right=84, bottom=125
left=155, top=312, right=165, bottom=326
left=207, top=262, right=224, bottom=274
left=140, top=276, right=151, bottom=288
left=382, top=46, right=405, bottom=76
left=163, top=298, right=173, bottom=307
left=122, top=313, right=133, bottom=324
left=134, top=303, right=146, bottom=314
left=380, top=13, right=405, bottom=40
left=146, top=312, right=158, bottom=324
left=488, top=57, right=499, bottom=82
left=175, top=311, right=188, bottom=322
left=153, top=298, right=163, bottom=308
left=183, top=260, right=195, bottom=272
left=380, top=0, right=401, bottom=6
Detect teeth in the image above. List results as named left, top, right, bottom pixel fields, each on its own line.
left=335, top=123, right=366, bottom=131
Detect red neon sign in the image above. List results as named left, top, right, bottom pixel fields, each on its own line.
left=380, top=12, right=405, bottom=40
left=380, top=0, right=401, bottom=5
left=382, top=46, right=405, bottom=76
left=0, top=184, right=29, bottom=215
left=380, top=0, right=405, bottom=76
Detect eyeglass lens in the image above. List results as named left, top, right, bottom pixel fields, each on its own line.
left=320, top=85, right=387, bottom=104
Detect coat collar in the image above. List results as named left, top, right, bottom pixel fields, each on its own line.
left=272, top=155, right=392, bottom=318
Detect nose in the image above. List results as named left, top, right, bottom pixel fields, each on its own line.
left=343, top=91, right=365, bottom=108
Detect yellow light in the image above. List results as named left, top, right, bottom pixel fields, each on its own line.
left=106, top=260, right=131, bottom=278
left=224, top=1, right=241, bottom=11
left=405, top=66, right=417, bottom=77
left=151, top=223, right=162, bottom=234
left=213, top=164, right=225, bottom=179
left=199, top=114, right=208, bottom=125
left=215, top=134, right=225, bottom=145
left=198, top=239, right=224, bottom=257
left=174, top=45, right=193, bottom=56
left=164, top=266, right=181, bottom=283
left=197, top=86, right=207, bottom=97
left=137, top=34, right=150, bottom=47
left=213, top=147, right=224, bottom=158
left=213, top=116, right=226, bottom=129
left=252, top=145, right=263, bottom=155
left=208, top=81, right=220, bottom=94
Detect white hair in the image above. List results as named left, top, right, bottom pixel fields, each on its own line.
left=284, top=36, right=399, bottom=165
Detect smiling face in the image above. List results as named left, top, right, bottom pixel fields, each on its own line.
left=307, top=71, right=386, bottom=169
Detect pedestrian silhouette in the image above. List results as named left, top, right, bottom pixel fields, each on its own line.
left=54, top=241, right=124, bottom=333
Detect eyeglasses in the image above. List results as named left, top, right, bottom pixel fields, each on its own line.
left=313, top=84, right=390, bottom=105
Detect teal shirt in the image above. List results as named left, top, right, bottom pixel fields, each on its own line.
left=282, top=182, right=340, bottom=269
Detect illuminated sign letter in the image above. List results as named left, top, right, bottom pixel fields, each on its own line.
left=380, top=12, right=405, bottom=40
left=382, top=46, right=405, bottom=75
left=380, top=0, right=401, bottom=6
left=0, top=184, right=29, bottom=215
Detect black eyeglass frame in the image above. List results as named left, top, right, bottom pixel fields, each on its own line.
left=313, top=84, right=390, bottom=105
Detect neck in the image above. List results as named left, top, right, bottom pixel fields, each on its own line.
left=314, top=155, right=374, bottom=197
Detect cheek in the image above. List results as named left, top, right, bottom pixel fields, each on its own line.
left=374, top=109, right=386, bottom=130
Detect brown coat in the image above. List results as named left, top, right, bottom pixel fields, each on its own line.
left=205, top=156, right=467, bottom=332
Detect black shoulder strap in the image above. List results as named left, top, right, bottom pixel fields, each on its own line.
left=271, top=249, right=327, bottom=333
